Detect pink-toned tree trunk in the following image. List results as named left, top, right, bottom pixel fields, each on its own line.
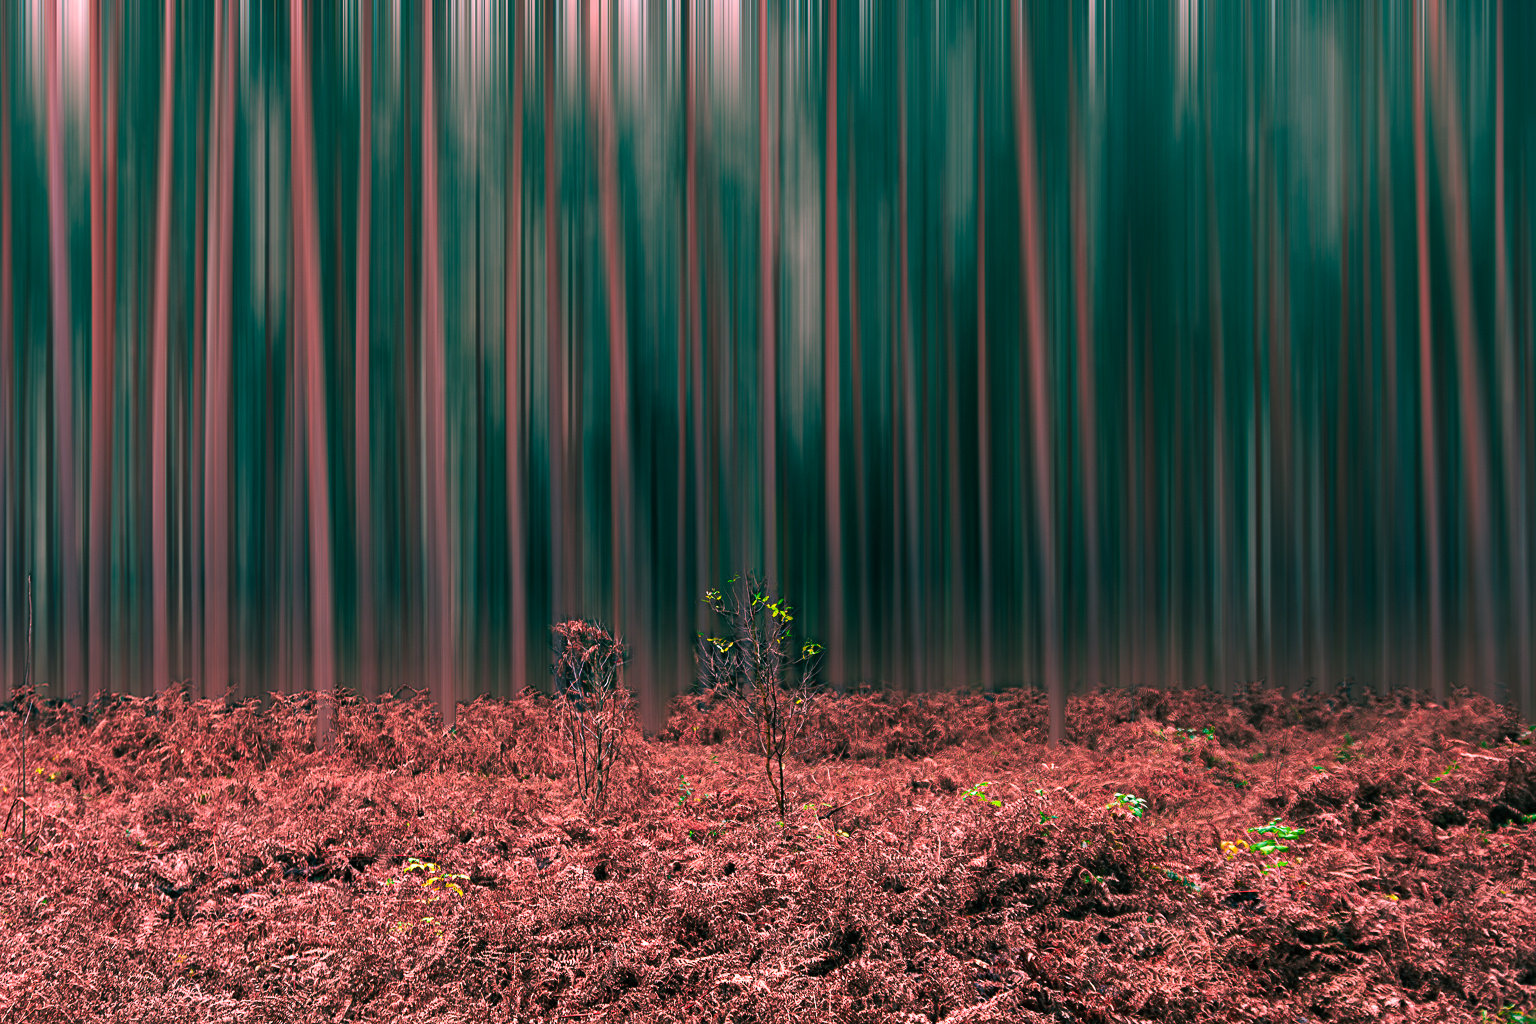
left=587, top=0, right=635, bottom=687
left=974, top=18, right=991, bottom=695
left=150, top=0, right=177, bottom=705
left=1428, top=0, right=1495, bottom=697
left=420, top=0, right=454, bottom=733
left=44, top=0, right=83, bottom=707
left=823, top=0, right=843, bottom=692
left=506, top=0, right=527, bottom=698
left=289, top=0, right=337, bottom=750
left=1413, top=0, right=1444, bottom=703
left=1492, top=0, right=1529, bottom=718
left=545, top=3, right=570, bottom=625
left=758, top=0, right=777, bottom=580
left=1010, top=1, right=1061, bottom=745
left=203, top=0, right=234, bottom=704
left=88, top=0, right=113, bottom=707
left=354, top=0, right=375, bottom=702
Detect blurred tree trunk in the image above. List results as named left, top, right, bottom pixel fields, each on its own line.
left=757, top=0, right=777, bottom=581
left=897, top=2, right=921, bottom=692
left=44, top=0, right=82, bottom=707
left=506, top=0, right=527, bottom=698
left=974, top=32, right=989, bottom=695
left=354, top=0, right=375, bottom=703
left=1071, top=26, right=1101, bottom=694
left=1374, top=0, right=1400, bottom=698
left=1428, top=0, right=1495, bottom=696
left=2, top=3, right=13, bottom=691
left=291, top=0, right=336, bottom=751
left=823, top=0, right=843, bottom=693
left=1412, top=0, right=1444, bottom=704
left=421, top=0, right=454, bottom=732
left=204, top=0, right=234, bottom=704
left=88, top=0, right=114, bottom=706
left=150, top=0, right=176, bottom=703
left=545, top=2, right=569, bottom=627
left=588, top=0, right=639, bottom=720
left=1010, top=0, right=1060, bottom=745
left=684, top=0, right=706, bottom=646
left=1492, top=0, right=1529, bottom=719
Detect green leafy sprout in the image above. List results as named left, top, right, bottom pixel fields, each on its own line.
left=959, top=781, right=1003, bottom=807
left=1107, top=792, right=1148, bottom=818
left=1430, top=761, right=1460, bottom=784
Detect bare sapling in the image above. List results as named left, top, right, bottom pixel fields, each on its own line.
left=696, top=573, right=824, bottom=819
left=4, top=576, right=34, bottom=846
left=550, top=619, right=630, bottom=815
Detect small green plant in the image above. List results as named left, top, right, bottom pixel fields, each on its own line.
left=1246, top=818, right=1305, bottom=872
left=1106, top=792, right=1147, bottom=818
left=1170, top=725, right=1216, bottom=741
left=1430, top=761, right=1460, bottom=784
left=960, top=781, right=1003, bottom=807
left=677, top=775, right=694, bottom=807
left=1480, top=1006, right=1536, bottom=1024
left=383, top=857, right=468, bottom=938
left=550, top=619, right=631, bottom=814
left=695, top=573, right=824, bottom=820
left=1334, top=731, right=1358, bottom=763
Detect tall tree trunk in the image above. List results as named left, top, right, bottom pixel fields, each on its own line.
left=975, top=13, right=991, bottom=695
left=353, top=0, right=375, bottom=702
left=44, top=0, right=83, bottom=707
left=1492, top=0, right=1529, bottom=719
left=290, top=0, right=335, bottom=748
left=0, top=0, right=11, bottom=691
left=545, top=2, right=569, bottom=626
left=1428, top=0, right=1495, bottom=697
left=1010, top=0, right=1060, bottom=745
left=685, top=0, right=707, bottom=644
left=1374, top=0, right=1399, bottom=697
left=1413, top=0, right=1444, bottom=703
left=88, top=0, right=112, bottom=707
left=204, top=0, right=234, bottom=704
left=1071, top=25, right=1101, bottom=693
left=150, top=0, right=176, bottom=705
left=897, top=1, right=922, bottom=692
left=421, top=0, right=454, bottom=732
left=823, top=0, right=843, bottom=691
left=757, top=0, right=777, bottom=581
left=588, top=0, right=639, bottom=719
left=506, top=0, right=527, bottom=698
left=849, top=143, right=869, bottom=685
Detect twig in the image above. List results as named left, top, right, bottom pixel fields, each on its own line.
left=817, top=788, right=880, bottom=820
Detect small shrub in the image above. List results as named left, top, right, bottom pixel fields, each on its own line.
left=695, top=573, right=824, bottom=819
left=550, top=619, right=630, bottom=814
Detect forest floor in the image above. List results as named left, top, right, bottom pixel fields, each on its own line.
left=0, top=679, right=1532, bottom=1024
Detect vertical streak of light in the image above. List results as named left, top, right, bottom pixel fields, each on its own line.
left=507, top=0, right=527, bottom=698
left=1413, top=0, right=1444, bottom=703
left=974, top=2, right=990, bottom=695
left=45, top=0, right=83, bottom=705
left=1011, top=0, right=1059, bottom=744
left=898, top=0, right=921, bottom=691
left=758, top=0, right=777, bottom=582
left=150, top=0, right=176, bottom=708
left=823, top=0, right=842, bottom=691
left=1428, top=0, right=1495, bottom=699
left=1375, top=0, right=1398, bottom=696
left=355, top=0, right=375, bottom=701
left=290, top=0, right=336, bottom=750
left=1492, top=0, right=1530, bottom=720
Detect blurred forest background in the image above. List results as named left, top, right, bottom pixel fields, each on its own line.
left=1, top=0, right=1533, bottom=742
